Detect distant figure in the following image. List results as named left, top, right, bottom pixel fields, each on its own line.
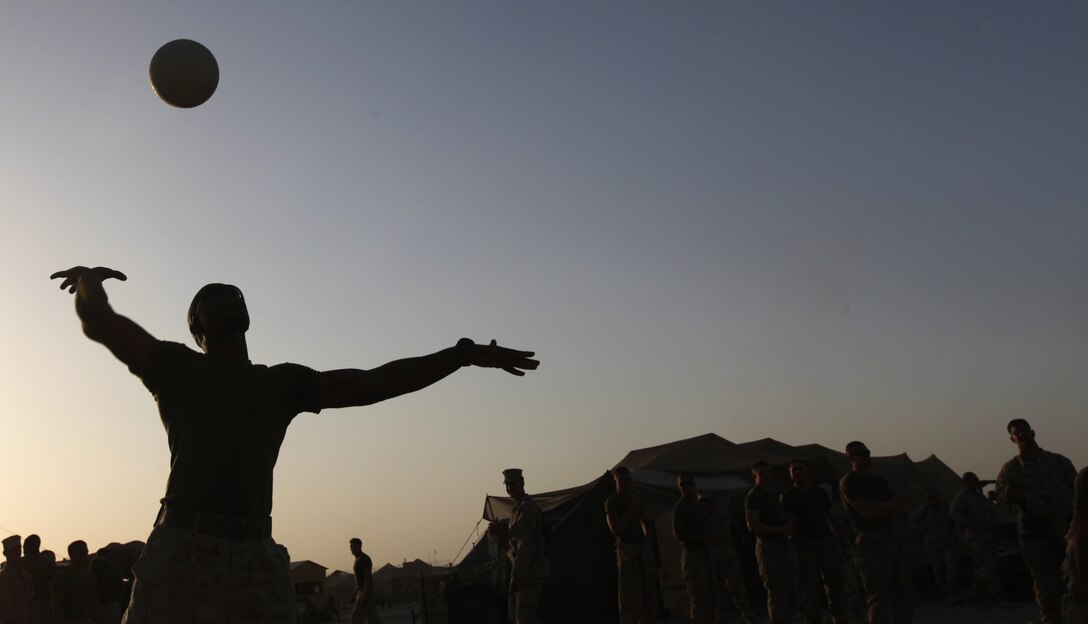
left=701, top=496, right=756, bottom=624
left=908, top=489, right=956, bottom=602
left=50, top=266, right=538, bottom=624
left=605, top=466, right=656, bottom=624
left=1065, top=466, right=1088, bottom=623
left=21, top=535, right=54, bottom=624
left=50, top=541, right=97, bottom=624
left=348, top=538, right=381, bottom=624
left=488, top=468, right=549, bottom=624
left=0, top=535, right=32, bottom=624
left=782, top=459, right=850, bottom=624
left=838, top=441, right=913, bottom=624
left=672, top=473, right=715, bottom=624
left=996, top=419, right=1076, bottom=624
left=745, top=460, right=798, bottom=624
left=949, top=472, right=1005, bottom=605
left=88, top=548, right=125, bottom=624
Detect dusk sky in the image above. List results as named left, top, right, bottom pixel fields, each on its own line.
left=1, top=3, right=1085, bottom=573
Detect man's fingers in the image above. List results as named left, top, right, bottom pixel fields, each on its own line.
left=49, top=270, right=68, bottom=280
left=503, top=367, right=525, bottom=376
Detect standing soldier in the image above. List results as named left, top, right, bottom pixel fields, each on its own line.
left=782, top=459, right=850, bottom=624
left=997, top=419, right=1076, bottom=624
left=949, top=472, right=1005, bottom=605
left=1065, top=466, right=1088, bottom=623
left=605, top=466, right=656, bottom=624
left=673, top=473, right=715, bottom=624
left=908, top=490, right=956, bottom=602
left=0, top=535, right=32, bottom=624
left=745, top=460, right=798, bottom=624
left=839, top=441, right=913, bottom=624
left=489, top=468, right=549, bottom=624
left=701, top=496, right=757, bottom=624
left=20, top=536, right=53, bottom=624
left=348, top=538, right=381, bottom=624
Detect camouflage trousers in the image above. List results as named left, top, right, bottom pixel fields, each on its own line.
left=681, top=548, right=715, bottom=623
left=711, top=552, right=754, bottom=622
left=350, top=594, right=382, bottom=624
left=616, top=542, right=657, bottom=624
left=755, top=539, right=799, bottom=624
left=921, top=536, right=956, bottom=595
left=965, top=537, right=1002, bottom=598
left=1021, top=534, right=1067, bottom=624
left=508, top=578, right=544, bottom=624
left=853, top=527, right=913, bottom=624
left=795, top=536, right=850, bottom=624
left=121, top=525, right=295, bottom=624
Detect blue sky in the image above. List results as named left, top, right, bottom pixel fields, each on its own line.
left=0, top=2, right=1084, bottom=571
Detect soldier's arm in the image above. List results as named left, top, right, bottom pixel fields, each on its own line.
left=51, top=267, right=157, bottom=376
left=745, top=508, right=789, bottom=537
left=606, top=499, right=642, bottom=539
left=315, top=340, right=537, bottom=409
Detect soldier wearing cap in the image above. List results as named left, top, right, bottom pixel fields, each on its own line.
left=746, top=460, right=798, bottom=624
left=908, top=488, right=956, bottom=602
left=950, top=472, right=1004, bottom=605
left=673, top=473, right=716, bottom=624
left=839, top=441, right=913, bottom=624
left=489, top=468, right=549, bottom=624
left=0, top=535, right=33, bottom=624
left=997, top=419, right=1076, bottom=624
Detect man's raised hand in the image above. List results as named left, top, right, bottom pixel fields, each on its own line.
left=468, top=339, right=539, bottom=376
left=50, top=267, right=127, bottom=293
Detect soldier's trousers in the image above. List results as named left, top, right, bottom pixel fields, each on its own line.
left=509, top=578, right=544, bottom=624
left=922, top=536, right=955, bottom=594
left=853, top=527, right=913, bottom=624
left=965, top=537, right=1002, bottom=598
left=1021, top=534, right=1066, bottom=624
left=795, top=536, right=850, bottom=624
left=681, top=548, right=715, bottom=623
left=121, top=525, right=296, bottom=624
left=350, top=594, right=383, bottom=624
left=755, top=539, right=799, bottom=624
left=711, top=553, right=753, bottom=621
left=616, top=542, right=657, bottom=624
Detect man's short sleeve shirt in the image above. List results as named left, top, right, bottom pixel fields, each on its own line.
left=781, top=486, right=832, bottom=539
left=134, top=340, right=321, bottom=518
left=605, top=491, right=647, bottom=545
left=673, top=498, right=710, bottom=550
left=839, top=471, right=895, bottom=532
left=745, top=487, right=787, bottom=542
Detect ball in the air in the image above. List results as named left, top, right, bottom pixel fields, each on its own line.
left=149, top=39, right=219, bottom=108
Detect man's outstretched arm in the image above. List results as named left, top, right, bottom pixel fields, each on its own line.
left=51, top=266, right=157, bottom=375
left=317, top=339, right=538, bottom=409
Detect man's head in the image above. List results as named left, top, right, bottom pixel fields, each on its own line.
left=67, top=540, right=89, bottom=569
left=349, top=538, right=362, bottom=556
left=2, top=535, right=21, bottom=562
left=751, top=460, right=772, bottom=488
left=788, top=458, right=809, bottom=486
left=677, top=472, right=696, bottom=498
left=23, top=534, right=40, bottom=556
left=845, top=441, right=871, bottom=471
left=613, top=466, right=632, bottom=493
left=1007, top=419, right=1036, bottom=452
left=188, top=283, right=249, bottom=349
left=962, top=471, right=981, bottom=490
left=503, top=468, right=526, bottom=500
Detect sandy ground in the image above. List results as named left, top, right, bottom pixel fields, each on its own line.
left=341, top=598, right=1044, bottom=623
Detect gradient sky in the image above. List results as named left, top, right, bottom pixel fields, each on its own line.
left=1, top=3, right=1085, bottom=573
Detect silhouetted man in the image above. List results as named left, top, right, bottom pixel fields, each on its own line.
left=21, top=535, right=54, bottom=624
left=88, top=548, right=125, bottom=624
left=50, top=266, right=539, bottom=624
left=488, top=468, right=549, bottom=624
left=949, top=472, right=1004, bottom=605
left=746, top=460, right=798, bottom=624
left=348, top=538, right=380, bottom=624
left=605, top=466, right=656, bottom=624
left=908, top=489, right=955, bottom=602
left=50, top=541, right=96, bottom=624
left=673, top=473, right=715, bottom=624
left=0, top=535, right=32, bottom=624
left=997, top=419, right=1076, bottom=624
left=701, top=496, right=756, bottom=624
left=1065, top=466, right=1088, bottom=623
left=839, top=441, right=913, bottom=624
left=782, top=459, right=849, bottom=624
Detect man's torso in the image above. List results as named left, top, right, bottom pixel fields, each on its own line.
left=839, top=471, right=895, bottom=532
left=781, top=486, right=832, bottom=540
left=746, top=487, right=788, bottom=543
left=605, top=491, right=647, bottom=545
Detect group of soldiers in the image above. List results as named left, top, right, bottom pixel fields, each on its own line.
left=491, top=419, right=1087, bottom=624
left=0, top=534, right=131, bottom=624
